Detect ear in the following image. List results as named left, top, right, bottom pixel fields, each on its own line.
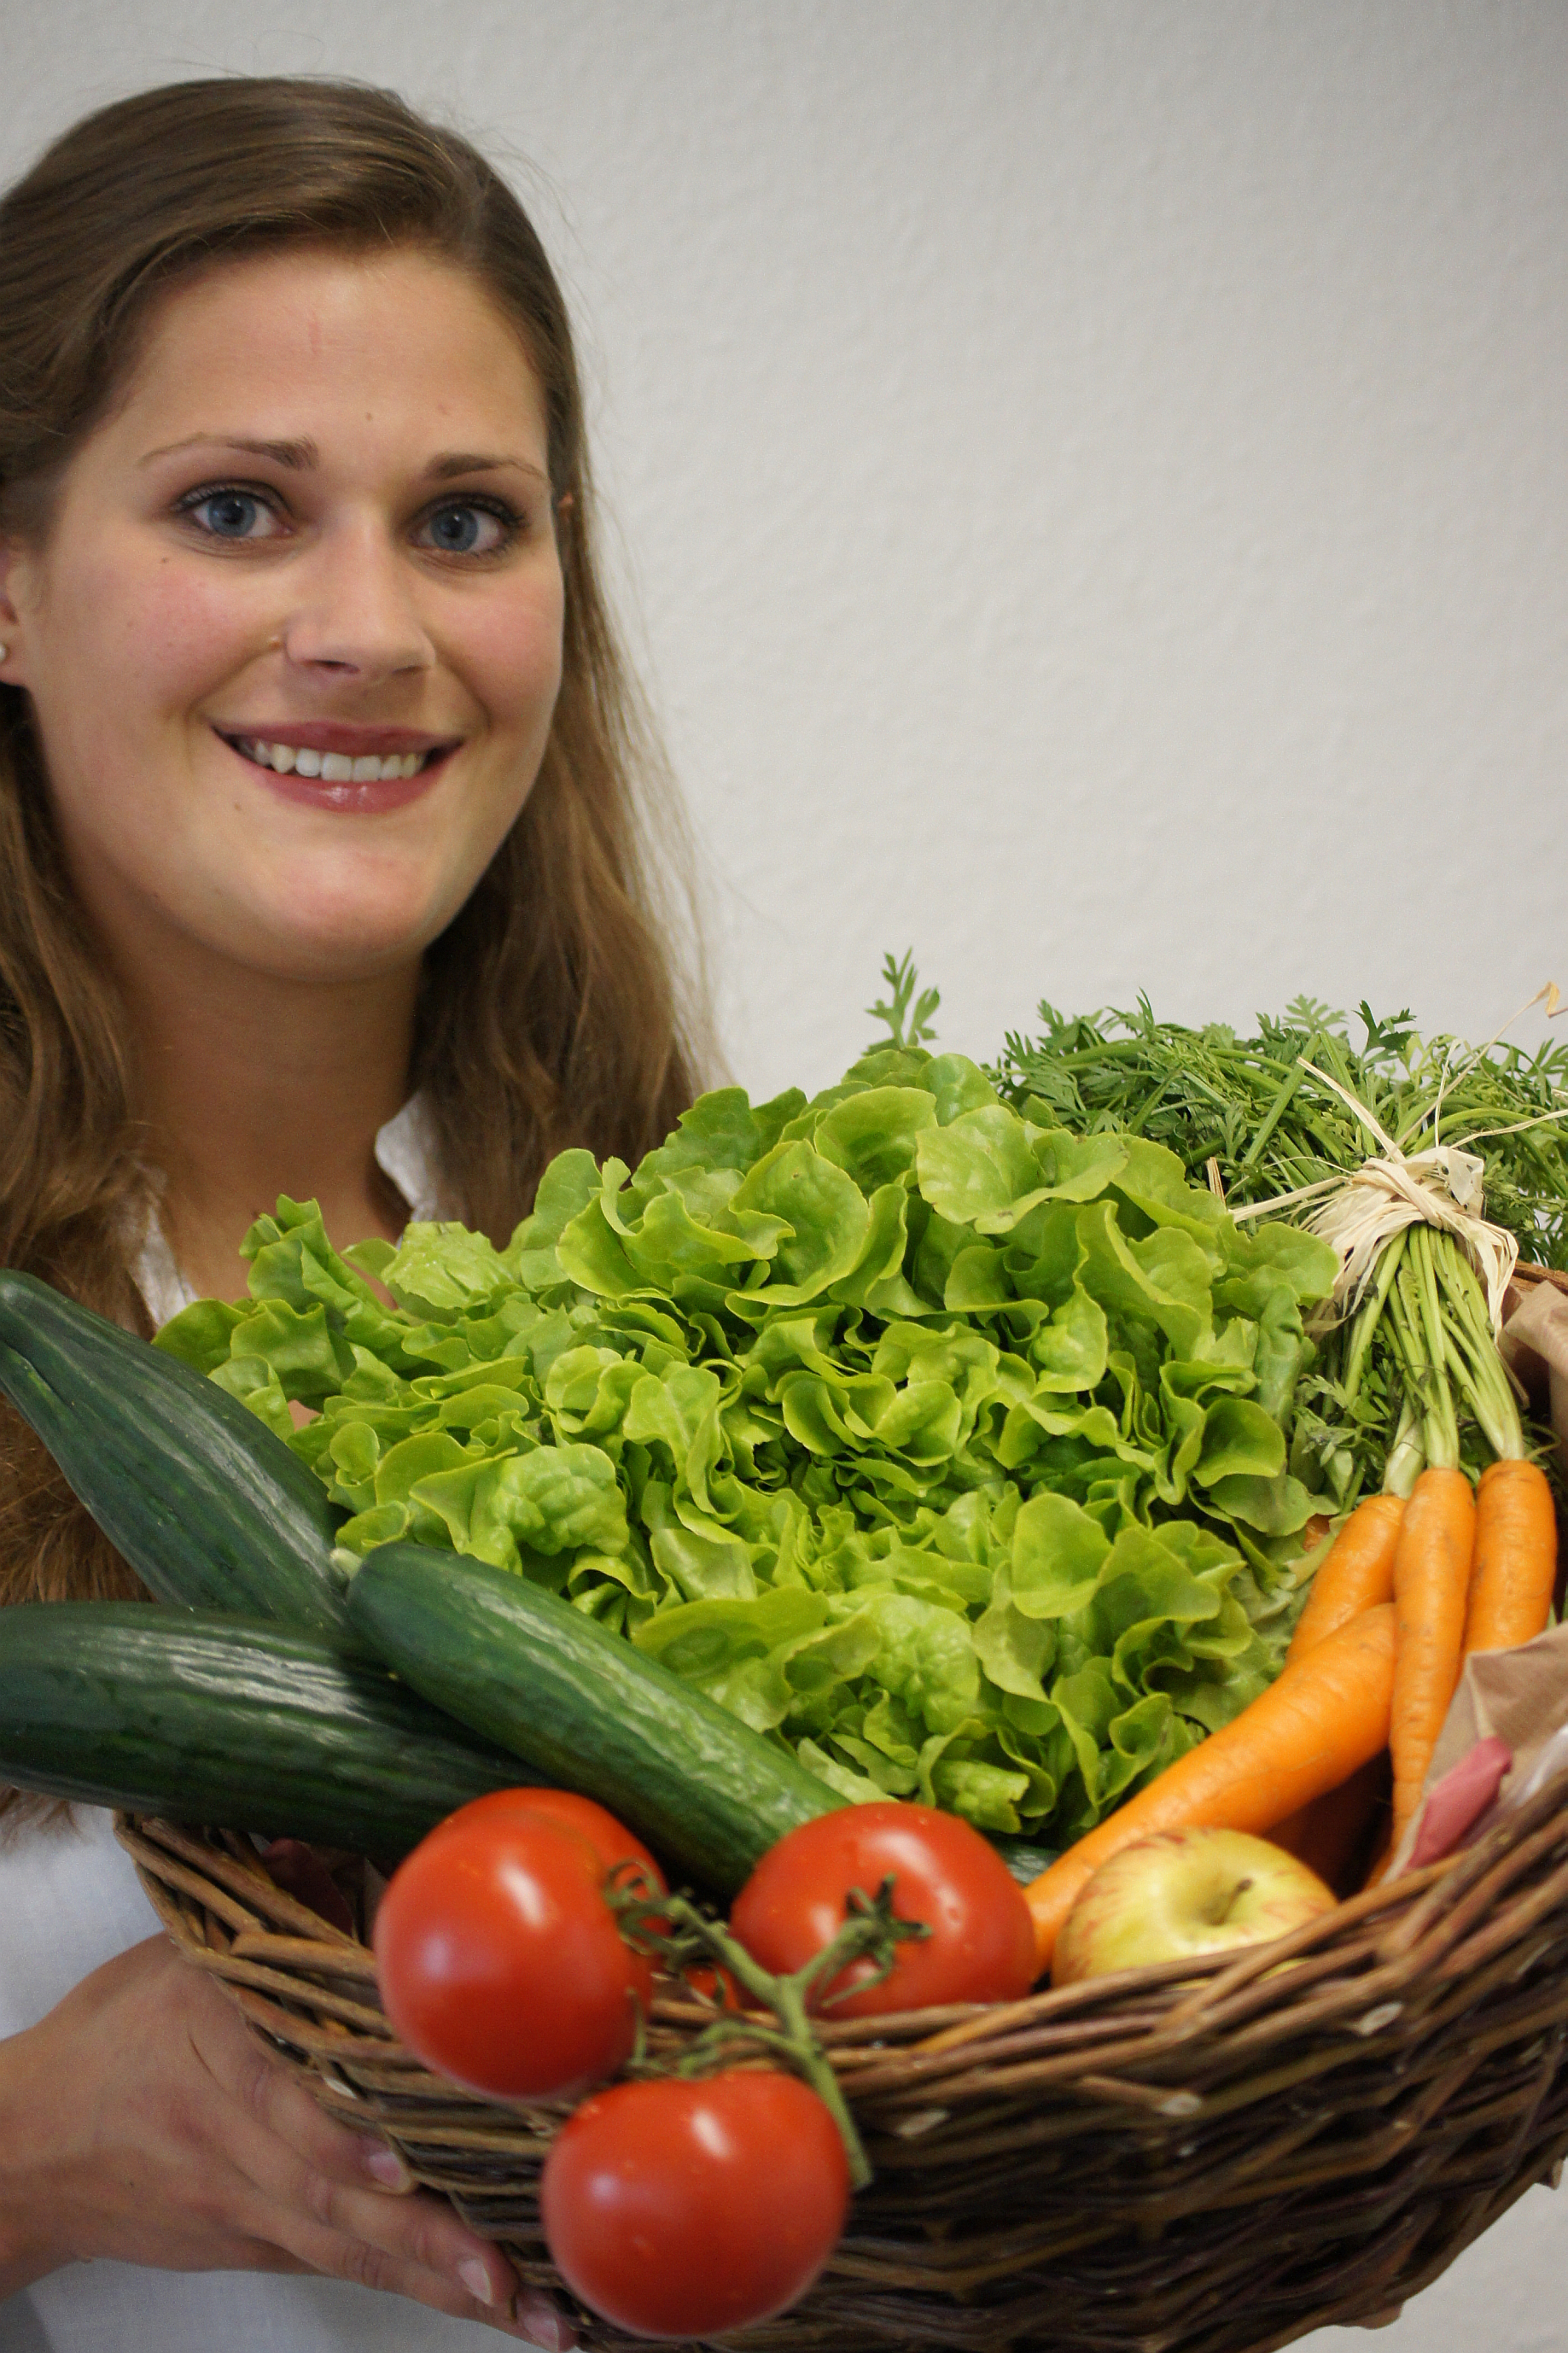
left=0, top=538, right=31, bottom=681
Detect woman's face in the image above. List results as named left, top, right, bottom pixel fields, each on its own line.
left=0, top=245, right=565, bottom=988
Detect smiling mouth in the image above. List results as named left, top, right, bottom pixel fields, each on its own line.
left=220, top=733, right=455, bottom=783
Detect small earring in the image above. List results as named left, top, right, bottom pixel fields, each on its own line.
left=0, top=645, right=9, bottom=661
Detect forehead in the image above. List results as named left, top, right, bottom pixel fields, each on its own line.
left=99, top=245, right=550, bottom=467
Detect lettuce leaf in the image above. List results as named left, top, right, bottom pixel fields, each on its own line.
left=155, top=1055, right=1335, bottom=1847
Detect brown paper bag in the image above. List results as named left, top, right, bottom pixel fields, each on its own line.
left=1389, top=1618, right=1568, bottom=1876
left=1501, top=1273, right=1568, bottom=1478
left=1384, top=1272, right=1568, bottom=1867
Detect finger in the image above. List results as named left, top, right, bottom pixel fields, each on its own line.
left=184, top=1968, right=574, bottom=2341
left=510, top=2284, right=579, bottom=2350
left=138, top=2119, right=563, bottom=2341
left=278, top=2189, right=571, bottom=2342
left=198, top=2029, right=568, bottom=2336
left=234, top=2073, right=417, bottom=2199
left=186, top=1972, right=418, bottom=2195
left=198, top=2142, right=559, bottom=2339
left=254, top=2090, right=417, bottom=2199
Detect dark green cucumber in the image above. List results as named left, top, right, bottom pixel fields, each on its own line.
left=0, top=1270, right=347, bottom=1636
left=990, top=1832, right=1058, bottom=1884
left=348, top=1542, right=844, bottom=1894
left=0, top=1601, right=536, bottom=1856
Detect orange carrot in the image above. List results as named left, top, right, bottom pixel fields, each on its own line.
left=1024, top=1604, right=1396, bottom=1976
left=1286, top=1493, right=1405, bottom=1665
left=1461, top=1458, right=1558, bottom=1658
left=1390, top=1466, right=1475, bottom=1845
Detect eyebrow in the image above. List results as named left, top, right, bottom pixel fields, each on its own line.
left=138, top=434, right=548, bottom=485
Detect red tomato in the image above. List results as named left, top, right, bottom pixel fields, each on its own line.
left=729, top=1801, right=1037, bottom=2017
left=680, top=1959, right=743, bottom=2010
left=428, top=1787, right=666, bottom=1898
left=541, top=2071, right=848, bottom=2338
left=374, top=1812, right=652, bottom=2099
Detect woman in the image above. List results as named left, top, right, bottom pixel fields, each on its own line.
left=0, top=76, right=703, bottom=2350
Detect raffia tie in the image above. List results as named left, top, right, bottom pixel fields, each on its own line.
left=1244, top=1062, right=1519, bottom=1333
left=1306, top=1146, right=1518, bottom=1329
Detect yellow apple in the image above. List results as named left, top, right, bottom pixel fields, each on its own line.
left=1051, top=1825, right=1338, bottom=1986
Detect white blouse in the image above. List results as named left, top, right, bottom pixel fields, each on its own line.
left=0, top=1105, right=507, bottom=2353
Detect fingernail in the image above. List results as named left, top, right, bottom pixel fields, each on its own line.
left=458, top=2257, right=497, bottom=2306
left=364, top=2145, right=410, bottom=2190
left=514, top=2303, right=573, bottom=2352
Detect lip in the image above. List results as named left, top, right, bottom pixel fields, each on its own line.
left=215, top=727, right=451, bottom=814
left=213, top=721, right=460, bottom=757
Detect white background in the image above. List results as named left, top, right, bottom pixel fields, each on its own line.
left=3, top=4, right=1566, bottom=2345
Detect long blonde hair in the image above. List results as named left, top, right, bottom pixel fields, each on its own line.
left=0, top=78, right=708, bottom=1628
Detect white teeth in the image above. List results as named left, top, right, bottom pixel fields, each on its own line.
left=232, top=735, right=432, bottom=782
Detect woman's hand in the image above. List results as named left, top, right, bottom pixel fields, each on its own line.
left=0, top=1934, right=573, bottom=2345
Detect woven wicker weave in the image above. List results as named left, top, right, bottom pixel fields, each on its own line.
left=119, top=1769, right=1568, bottom=2353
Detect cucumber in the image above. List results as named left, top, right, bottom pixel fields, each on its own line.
left=990, top=1832, right=1058, bottom=1885
left=0, top=1601, right=535, bottom=1857
left=347, top=1543, right=844, bottom=1894
left=0, top=1270, right=347, bottom=1636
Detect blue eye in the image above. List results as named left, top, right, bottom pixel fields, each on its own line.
left=420, top=501, right=512, bottom=555
left=180, top=488, right=280, bottom=540
left=204, top=493, right=256, bottom=537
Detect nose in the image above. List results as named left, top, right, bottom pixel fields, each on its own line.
left=278, top=513, right=434, bottom=680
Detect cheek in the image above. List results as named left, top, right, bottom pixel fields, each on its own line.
left=468, top=577, right=565, bottom=737
left=132, top=564, right=272, bottom=705
left=43, top=542, right=265, bottom=723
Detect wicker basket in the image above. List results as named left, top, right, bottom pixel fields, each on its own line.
left=1510, top=1266, right=1568, bottom=1300
left=119, top=1770, right=1568, bottom=2353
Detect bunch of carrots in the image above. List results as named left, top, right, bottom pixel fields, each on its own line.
left=1023, top=1449, right=1559, bottom=1979
left=987, top=996, right=1568, bottom=1972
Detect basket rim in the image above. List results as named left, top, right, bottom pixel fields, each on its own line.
left=117, top=1751, right=1568, bottom=2076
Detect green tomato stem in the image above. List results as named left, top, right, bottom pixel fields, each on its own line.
left=615, top=1883, right=921, bottom=2192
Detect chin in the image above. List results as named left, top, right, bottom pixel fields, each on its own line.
left=242, top=867, right=476, bottom=981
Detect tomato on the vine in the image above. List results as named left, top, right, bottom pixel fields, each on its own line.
left=427, top=1786, right=667, bottom=1899
left=541, top=2071, right=849, bottom=2338
left=374, top=1810, right=652, bottom=2099
left=729, top=1801, right=1037, bottom=2017
left=680, top=1959, right=743, bottom=2010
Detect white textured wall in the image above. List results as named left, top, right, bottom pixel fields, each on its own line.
left=5, top=4, right=1567, bottom=2344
